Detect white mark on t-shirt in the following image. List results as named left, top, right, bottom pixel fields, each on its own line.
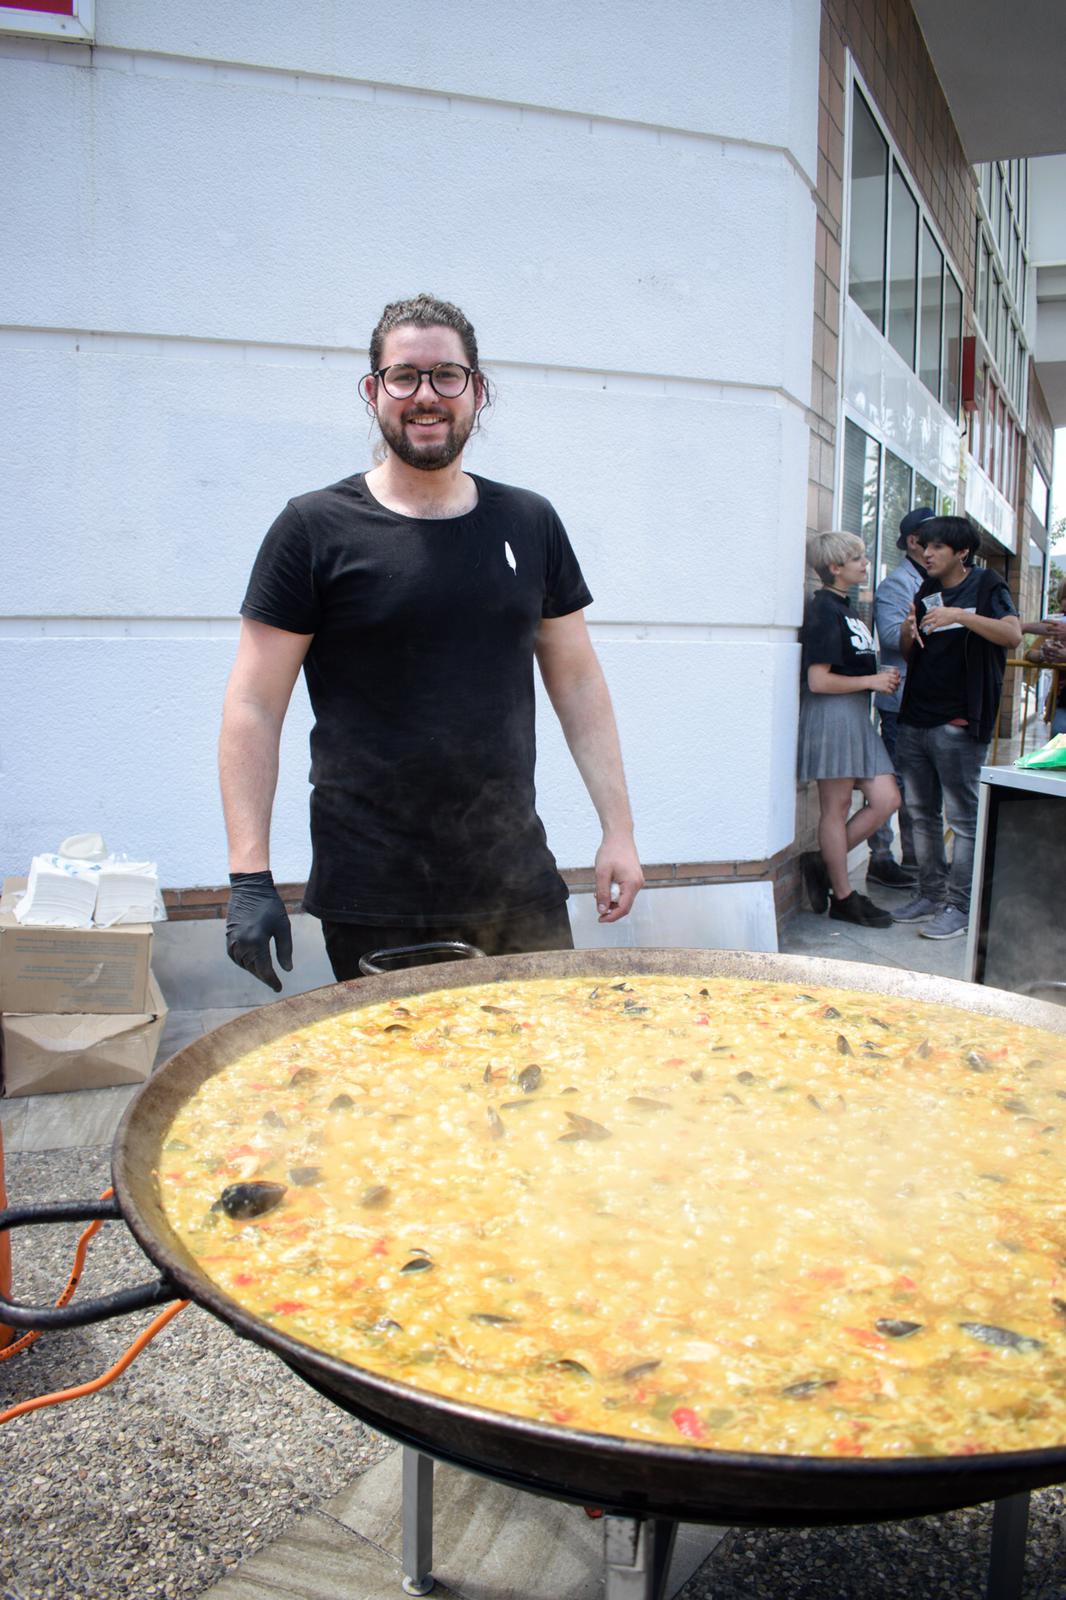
left=846, top=615, right=875, bottom=653
left=504, top=541, right=517, bottom=573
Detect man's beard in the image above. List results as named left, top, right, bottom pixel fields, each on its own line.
left=377, top=405, right=475, bottom=471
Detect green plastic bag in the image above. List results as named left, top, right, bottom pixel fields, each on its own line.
left=1015, top=734, right=1066, bottom=770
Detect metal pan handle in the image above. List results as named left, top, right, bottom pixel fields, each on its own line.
left=0, top=1198, right=179, bottom=1329
left=358, top=941, right=486, bottom=976
left=1016, top=981, right=1066, bottom=1002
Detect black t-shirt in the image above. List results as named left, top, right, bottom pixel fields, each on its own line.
left=901, top=566, right=1016, bottom=730
left=800, top=589, right=877, bottom=679
left=241, top=473, right=593, bottom=923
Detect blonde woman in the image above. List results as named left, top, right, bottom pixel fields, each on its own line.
left=798, top=532, right=901, bottom=926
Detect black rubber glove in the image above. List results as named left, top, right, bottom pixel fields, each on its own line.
left=225, top=871, right=294, bottom=993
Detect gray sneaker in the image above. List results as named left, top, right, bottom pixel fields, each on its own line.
left=892, top=895, right=941, bottom=923
left=919, top=905, right=969, bottom=940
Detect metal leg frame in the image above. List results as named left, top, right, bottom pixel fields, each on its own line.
left=401, top=1448, right=435, bottom=1596
left=398, top=1456, right=1028, bottom=1600
left=987, top=1493, right=1029, bottom=1600
left=604, top=1516, right=679, bottom=1600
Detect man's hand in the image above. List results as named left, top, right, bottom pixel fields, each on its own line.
left=919, top=605, right=963, bottom=634
left=594, top=833, right=644, bottom=923
left=226, top=871, right=294, bottom=993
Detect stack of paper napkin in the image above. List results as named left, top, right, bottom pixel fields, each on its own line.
left=94, top=860, right=161, bottom=926
left=13, top=856, right=100, bottom=927
left=12, top=849, right=162, bottom=927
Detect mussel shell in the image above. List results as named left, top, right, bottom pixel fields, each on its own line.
left=288, top=1166, right=322, bottom=1186
left=875, top=1319, right=923, bottom=1339
left=218, top=1181, right=287, bottom=1220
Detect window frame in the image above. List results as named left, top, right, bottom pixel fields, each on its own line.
left=0, top=0, right=93, bottom=40
left=844, top=77, right=963, bottom=419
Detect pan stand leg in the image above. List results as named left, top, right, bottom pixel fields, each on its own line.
left=401, top=1447, right=435, bottom=1596
left=986, top=1492, right=1029, bottom=1600
left=604, top=1516, right=678, bottom=1600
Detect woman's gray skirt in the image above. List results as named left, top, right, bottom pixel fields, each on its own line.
left=797, top=689, right=894, bottom=782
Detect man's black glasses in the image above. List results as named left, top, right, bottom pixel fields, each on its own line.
left=371, top=363, right=475, bottom=400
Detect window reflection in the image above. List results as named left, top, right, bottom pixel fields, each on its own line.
left=848, top=88, right=888, bottom=332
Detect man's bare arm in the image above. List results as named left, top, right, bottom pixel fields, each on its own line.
left=919, top=609, right=1022, bottom=649
left=220, top=619, right=313, bottom=871
left=534, top=611, right=643, bottom=922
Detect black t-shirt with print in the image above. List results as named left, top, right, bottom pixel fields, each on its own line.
left=801, top=588, right=877, bottom=679
left=241, top=473, right=593, bottom=924
left=901, top=566, right=1016, bottom=729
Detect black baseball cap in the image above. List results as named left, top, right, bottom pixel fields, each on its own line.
left=897, top=506, right=936, bottom=549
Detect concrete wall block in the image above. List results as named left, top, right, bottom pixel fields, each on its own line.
left=534, top=638, right=802, bottom=868
left=1, top=58, right=814, bottom=395
left=1, top=634, right=801, bottom=893
left=0, top=638, right=314, bottom=888
left=2, top=346, right=811, bottom=626
left=93, top=0, right=820, bottom=178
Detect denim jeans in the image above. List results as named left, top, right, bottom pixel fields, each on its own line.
left=894, top=722, right=987, bottom=913
left=868, top=710, right=916, bottom=862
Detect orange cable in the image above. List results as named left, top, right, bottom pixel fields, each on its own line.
left=0, top=1188, right=115, bottom=1364
left=0, top=1184, right=191, bottom=1425
left=0, top=1298, right=190, bottom=1426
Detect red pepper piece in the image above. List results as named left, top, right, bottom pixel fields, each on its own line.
left=844, top=1326, right=887, bottom=1350
left=671, top=1406, right=705, bottom=1440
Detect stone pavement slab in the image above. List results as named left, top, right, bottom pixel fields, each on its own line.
left=196, top=1509, right=466, bottom=1600
left=328, top=1449, right=728, bottom=1600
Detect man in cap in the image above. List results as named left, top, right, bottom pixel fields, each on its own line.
left=864, top=506, right=935, bottom=889
left=893, top=515, right=1021, bottom=940
left=220, top=293, right=643, bottom=990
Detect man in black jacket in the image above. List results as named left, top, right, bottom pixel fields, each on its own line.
left=892, top=517, right=1021, bottom=941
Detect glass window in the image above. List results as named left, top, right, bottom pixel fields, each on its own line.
left=848, top=88, right=888, bottom=332
left=985, top=379, right=998, bottom=480
left=998, top=288, right=1009, bottom=374
left=942, top=269, right=962, bottom=421
left=1032, top=463, right=1051, bottom=527
left=970, top=364, right=983, bottom=464
left=887, top=164, right=918, bottom=367
left=993, top=164, right=1004, bottom=245
left=996, top=395, right=1006, bottom=495
left=916, top=471, right=938, bottom=513
left=989, top=271, right=1001, bottom=362
left=918, top=223, right=943, bottom=398
left=881, top=451, right=912, bottom=579
left=976, top=229, right=988, bottom=331
left=842, top=420, right=881, bottom=620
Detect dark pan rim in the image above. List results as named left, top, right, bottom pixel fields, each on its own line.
left=112, top=948, right=1066, bottom=1496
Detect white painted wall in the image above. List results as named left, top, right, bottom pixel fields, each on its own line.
left=0, top=1, right=819, bottom=897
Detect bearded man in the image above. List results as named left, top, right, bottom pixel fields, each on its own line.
left=220, top=293, right=643, bottom=989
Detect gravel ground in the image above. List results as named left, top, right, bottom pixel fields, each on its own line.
left=3, top=1146, right=1064, bottom=1600
left=677, top=1499, right=1066, bottom=1600
left=0, top=1147, right=391, bottom=1600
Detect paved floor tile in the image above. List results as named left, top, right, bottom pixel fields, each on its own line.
left=0, top=1095, right=28, bottom=1153
left=19, top=1081, right=140, bottom=1151
left=329, top=1451, right=727, bottom=1600
left=197, top=1510, right=465, bottom=1600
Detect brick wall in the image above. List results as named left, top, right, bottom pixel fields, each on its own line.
left=166, top=852, right=805, bottom=929
left=800, top=0, right=980, bottom=878
left=810, top=0, right=977, bottom=543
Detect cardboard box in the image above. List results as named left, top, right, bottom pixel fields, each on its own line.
left=0, top=878, right=153, bottom=1014
left=1, top=975, right=168, bottom=1097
